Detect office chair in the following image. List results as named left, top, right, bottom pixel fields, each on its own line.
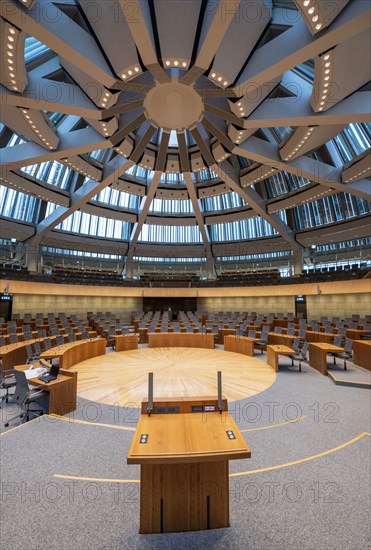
left=332, top=335, right=343, bottom=347
left=0, top=364, right=16, bottom=407
left=288, top=341, right=308, bottom=371
left=255, top=328, right=269, bottom=354
left=56, top=335, right=65, bottom=346
left=8, top=334, right=19, bottom=344
left=44, top=338, right=52, bottom=350
left=330, top=338, right=353, bottom=370
left=4, top=370, right=48, bottom=427
left=26, top=345, right=39, bottom=364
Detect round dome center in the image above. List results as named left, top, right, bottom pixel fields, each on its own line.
left=144, top=79, right=203, bottom=131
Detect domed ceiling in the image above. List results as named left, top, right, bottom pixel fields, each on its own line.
left=0, top=0, right=370, bottom=266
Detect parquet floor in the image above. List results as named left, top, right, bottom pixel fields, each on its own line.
left=74, top=347, right=276, bottom=406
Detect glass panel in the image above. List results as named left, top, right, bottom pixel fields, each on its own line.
left=25, top=36, right=50, bottom=64
left=138, top=224, right=203, bottom=243
left=0, top=185, right=39, bottom=222
left=210, top=218, right=278, bottom=241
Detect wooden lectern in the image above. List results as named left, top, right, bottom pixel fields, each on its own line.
left=127, top=396, right=251, bottom=534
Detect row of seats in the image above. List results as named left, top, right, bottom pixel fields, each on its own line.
left=2, top=263, right=369, bottom=287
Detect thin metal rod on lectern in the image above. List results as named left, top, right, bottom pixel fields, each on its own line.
left=217, top=371, right=223, bottom=413
left=146, top=372, right=154, bottom=416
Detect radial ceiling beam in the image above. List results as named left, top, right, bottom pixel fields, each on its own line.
left=184, top=172, right=211, bottom=247
left=310, top=29, right=370, bottom=113
left=241, top=91, right=371, bottom=129
left=181, top=0, right=241, bottom=86
left=126, top=170, right=162, bottom=258
left=234, top=136, right=371, bottom=201
left=0, top=77, right=102, bottom=120
left=0, top=127, right=110, bottom=170
left=0, top=0, right=117, bottom=88
left=212, top=161, right=302, bottom=251
left=154, top=0, right=201, bottom=70
left=119, top=0, right=170, bottom=84
left=155, top=130, right=170, bottom=173
left=208, top=0, right=271, bottom=87
left=129, top=122, right=157, bottom=165
left=234, top=0, right=371, bottom=96
left=103, top=93, right=145, bottom=119
left=202, top=115, right=235, bottom=152
left=110, top=110, right=147, bottom=147
left=177, top=131, right=191, bottom=173
left=190, top=125, right=215, bottom=167
left=78, top=0, right=141, bottom=81
left=27, top=155, right=134, bottom=245
left=203, top=103, right=244, bottom=127
left=0, top=104, right=59, bottom=151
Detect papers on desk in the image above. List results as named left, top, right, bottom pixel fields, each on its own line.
left=24, top=367, right=48, bottom=379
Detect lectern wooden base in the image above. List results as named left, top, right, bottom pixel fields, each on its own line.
left=127, top=397, right=250, bottom=534
left=140, top=461, right=229, bottom=533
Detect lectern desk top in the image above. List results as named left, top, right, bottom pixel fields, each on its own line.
left=127, top=394, right=251, bottom=533
left=128, top=411, right=250, bottom=465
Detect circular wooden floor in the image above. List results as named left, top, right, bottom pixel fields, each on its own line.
left=74, top=347, right=276, bottom=406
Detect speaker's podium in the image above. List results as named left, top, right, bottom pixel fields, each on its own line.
left=127, top=394, right=251, bottom=533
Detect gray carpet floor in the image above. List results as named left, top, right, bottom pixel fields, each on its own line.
left=1, top=350, right=370, bottom=550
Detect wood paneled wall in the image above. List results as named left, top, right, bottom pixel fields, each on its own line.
left=2, top=279, right=370, bottom=321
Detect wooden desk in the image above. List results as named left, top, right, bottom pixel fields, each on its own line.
left=0, top=337, right=64, bottom=373
left=1, top=331, right=39, bottom=345
left=306, top=331, right=334, bottom=344
left=40, top=338, right=106, bottom=369
left=268, top=333, right=297, bottom=346
left=352, top=340, right=371, bottom=370
left=308, top=343, right=344, bottom=375
left=224, top=335, right=255, bottom=357
left=16, top=365, right=77, bottom=415
left=346, top=329, right=369, bottom=340
left=115, top=334, right=139, bottom=352
left=148, top=332, right=214, bottom=349
left=127, top=407, right=250, bottom=533
left=217, top=328, right=236, bottom=345
left=139, top=327, right=148, bottom=344
left=266, top=345, right=295, bottom=372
